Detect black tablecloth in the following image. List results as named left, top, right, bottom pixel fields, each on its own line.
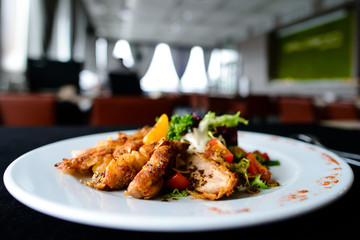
left=1, top=125, right=359, bottom=239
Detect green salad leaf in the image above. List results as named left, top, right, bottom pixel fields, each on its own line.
left=166, top=114, right=194, bottom=140
left=201, top=111, right=248, bottom=132
left=250, top=175, right=269, bottom=189
left=232, top=158, right=250, bottom=175
left=162, top=189, right=189, bottom=199
left=182, top=111, right=248, bottom=151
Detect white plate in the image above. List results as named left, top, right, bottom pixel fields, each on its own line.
left=4, top=131, right=354, bottom=232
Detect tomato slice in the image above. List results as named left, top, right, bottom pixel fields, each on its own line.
left=205, top=138, right=234, bottom=163
left=246, top=152, right=271, bottom=181
left=254, top=150, right=270, bottom=161
left=165, top=173, right=191, bottom=190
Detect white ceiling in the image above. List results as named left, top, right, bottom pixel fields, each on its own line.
left=82, top=0, right=351, bottom=47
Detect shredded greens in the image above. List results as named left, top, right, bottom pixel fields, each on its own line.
left=201, top=111, right=248, bottom=132
left=232, top=158, right=249, bottom=175
left=166, top=114, right=194, bottom=140
left=162, top=189, right=189, bottom=199
left=232, top=158, right=273, bottom=190
left=182, top=111, right=248, bottom=152
left=250, top=175, right=270, bottom=189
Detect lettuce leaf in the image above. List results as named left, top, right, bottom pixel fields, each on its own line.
left=232, top=158, right=249, bottom=175
left=250, top=175, right=269, bottom=189
left=201, top=111, right=248, bottom=131
left=166, top=114, right=194, bottom=140
left=183, top=111, right=248, bottom=152
left=162, top=189, right=189, bottom=199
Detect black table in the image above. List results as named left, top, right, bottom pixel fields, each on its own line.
left=1, top=125, right=359, bottom=239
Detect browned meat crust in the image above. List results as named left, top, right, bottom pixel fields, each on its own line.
left=186, top=153, right=237, bottom=200
left=126, top=138, right=189, bottom=199
left=55, top=127, right=150, bottom=174
left=113, top=127, right=151, bottom=156
left=84, top=140, right=158, bottom=190
left=85, top=151, right=149, bottom=190
left=55, top=143, right=121, bottom=174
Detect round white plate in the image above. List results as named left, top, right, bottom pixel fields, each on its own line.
left=4, top=131, right=354, bottom=232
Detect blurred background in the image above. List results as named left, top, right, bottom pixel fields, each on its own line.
left=0, top=0, right=359, bottom=127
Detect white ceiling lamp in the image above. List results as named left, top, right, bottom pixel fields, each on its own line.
left=180, top=46, right=208, bottom=93
left=112, top=39, right=135, bottom=68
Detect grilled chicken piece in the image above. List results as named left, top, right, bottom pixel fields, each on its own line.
left=113, top=127, right=151, bottom=156
left=55, top=141, right=123, bottom=174
left=85, top=150, right=149, bottom=190
left=186, top=153, right=237, bottom=200
left=126, top=138, right=189, bottom=199
left=55, top=127, right=150, bottom=174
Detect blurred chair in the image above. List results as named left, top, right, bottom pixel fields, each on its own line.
left=90, top=96, right=174, bottom=126
left=230, top=95, right=271, bottom=121
left=245, top=95, right=271, bottom=120
left=230, top=101, right=248, bottom=117
left=189, top=94, right=209, bottom=113
left=277, top=97, right=316, bottom=123
left=324, top=102, right=358, bottom=120
left=208, top=97, right=232, bottom=115
left=109, top=72, right=142, bottom=96
left=0, top=93, right=56, bottom=126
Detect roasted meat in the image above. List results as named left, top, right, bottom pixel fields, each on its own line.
left=186, top=153, right=237, bottom=200
left=126, top=138, right=189, bottom=199
left=85, top=150, right=149, bottom=190
left=113, top=127, right=151, bottom=156
left=55, top=127, right=150, bottom=174
left=55, top=140, right=123, bottom=174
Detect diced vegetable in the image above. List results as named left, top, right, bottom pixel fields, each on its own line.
left=205, top=138, right=234, bottom=163
left=165, top=173, right=191, bottom=190
left=143, top=114, right=169, bottom=144
left=215, top=126, right=238, bottom=146
left=253, top=151, right=280, bottom=166
left=191, top=112, right=202, bottom=128
left=253, top=150, right=269, bottom=164
left=246, top=152, right=271, bottom=181
left=228, top=146, right=247, bottom=160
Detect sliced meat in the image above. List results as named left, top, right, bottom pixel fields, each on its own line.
left=113, top=138, right=144, bottom=156
left=55, top=144, right=121, bottom=174
left=55, top=127, right=150, bottom=174
left=126, top=138, right=189, bottom=199
left=85, top=151, right=149, bottom=190
left=112, top=126, right=151, bottom=156
left=186, top=153, right=237, bottom=200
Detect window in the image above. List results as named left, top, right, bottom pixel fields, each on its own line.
left=207, top=48, right=221, bottom=90
left=180, top=46, right=208, bottom=93
left=207, top=48, right=239, bottom=95
left=95, top=38, right=107, bottom=70
left=140, top=43, right=179, bottom=93
left=1, top=0, right=30, bottom=72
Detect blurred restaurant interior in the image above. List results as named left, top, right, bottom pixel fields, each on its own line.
left=0, top=0, right=359, bottom=127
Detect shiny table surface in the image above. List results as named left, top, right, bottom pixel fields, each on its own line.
left=1, top=124, right=359, bottom=239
